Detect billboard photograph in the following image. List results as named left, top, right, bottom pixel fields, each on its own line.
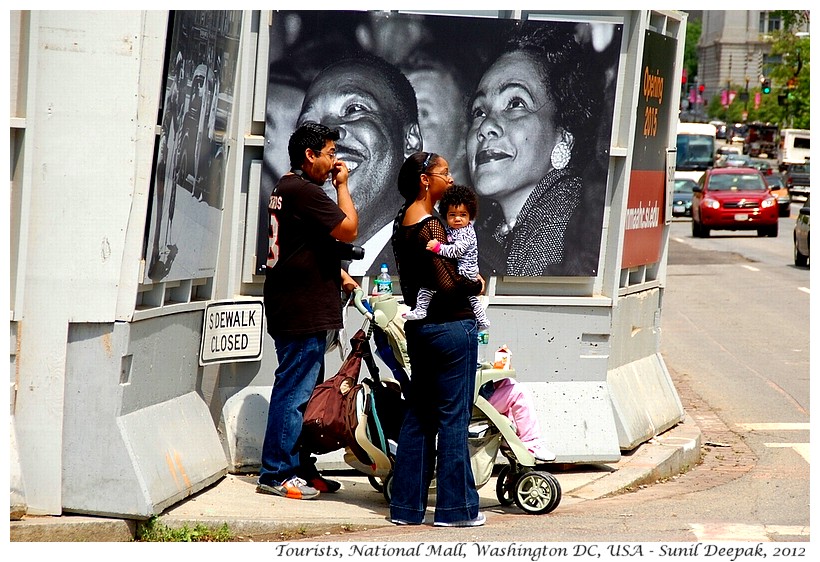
left=259, top=12, right=622, bottom=278
left=145, top=10, right=242, bottom=283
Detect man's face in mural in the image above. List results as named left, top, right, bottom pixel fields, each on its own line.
left=405, top=67, right=469, bottom=185
left=467, top=51, right=560, bottom=203
left=297, top=61, right=420, bottom=241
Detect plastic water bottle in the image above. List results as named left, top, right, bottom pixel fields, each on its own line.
left=477, top=330, right=490, bottom=365
left=373, top=263, right=393, bottom=296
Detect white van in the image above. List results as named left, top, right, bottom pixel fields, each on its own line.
left=778, top=129, right=810, bottom=171
left=675, top=122, right=717, bottom=182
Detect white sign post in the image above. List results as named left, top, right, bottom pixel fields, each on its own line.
left=200, top=299, right=264, bottom=365
left=665, top=148, right=677, bottom=224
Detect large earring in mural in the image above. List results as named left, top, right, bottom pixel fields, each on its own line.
left=550, top=131, right=575, bottom=170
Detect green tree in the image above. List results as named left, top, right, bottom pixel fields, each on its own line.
left=763, top=11, right=810, bottom=128
left=683, top=17, right=701, bottom=87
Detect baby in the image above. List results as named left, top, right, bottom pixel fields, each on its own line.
left=403, top=184, right=490, bottom=331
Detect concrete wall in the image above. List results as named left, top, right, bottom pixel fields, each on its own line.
left=62, top=320, right=226, bottom=517
left=10, top=11, right=171, bottom=516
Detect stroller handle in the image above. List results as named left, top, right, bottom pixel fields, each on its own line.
left=352, top=288, right=395, bottom=329
left=352, top=288, right=374, bottom=320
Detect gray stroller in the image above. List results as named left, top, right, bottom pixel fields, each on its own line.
left=349, top=289, right=561, bottom=515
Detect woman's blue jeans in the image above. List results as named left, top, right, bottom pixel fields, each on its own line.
left=258, top=332, right=325, bottom=486
left=389, top=318, right=479, bottom=524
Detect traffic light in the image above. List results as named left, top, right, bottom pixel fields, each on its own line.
left=762, top=79, right=771, bottom=94
left=698, top=84, right=705, bottom=94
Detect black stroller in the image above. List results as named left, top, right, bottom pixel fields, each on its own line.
left=343, top=289, right=561, bottom=515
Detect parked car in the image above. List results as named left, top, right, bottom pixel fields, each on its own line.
left=764, top=174, right=791, bottom=217
left=793, top=196, right=810, bottom=267
left=691, top=167, right=779, bottom=238
left=672, top=177, right=697, bottom=217
left=784, top=162, right=810, bottom=200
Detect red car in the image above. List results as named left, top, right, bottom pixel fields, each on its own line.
left=691, top=167, right=779, bottom=237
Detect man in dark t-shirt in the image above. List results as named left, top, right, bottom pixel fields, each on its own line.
left=259, top=122, right=358, bottom=500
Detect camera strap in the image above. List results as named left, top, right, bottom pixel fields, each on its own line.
left=291, top=167, right=324, bottom=186
left=269, top=241, right=306, bottom=272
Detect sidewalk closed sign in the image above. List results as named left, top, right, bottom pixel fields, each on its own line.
left=200, top=299, right=264, bottom=365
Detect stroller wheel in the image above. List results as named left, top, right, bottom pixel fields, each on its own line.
left=382, top=471, right=394, bottom=503
left=495, top=465, right=516, bottom=506
left=368, top=476, right=383, bottom=493
left=513, top=470, right=562, bottom=515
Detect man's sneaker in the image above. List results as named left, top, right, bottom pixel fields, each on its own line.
left=256, top=476, right=319, bottom=500
left=434, top=512, right=486, bottom=527
left=305, top=474, right=342, bottom=493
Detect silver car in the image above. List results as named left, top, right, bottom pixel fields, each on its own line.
left=794, top=196, right=810, bottom=267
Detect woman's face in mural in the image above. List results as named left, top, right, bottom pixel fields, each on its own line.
left=467, top=51, right=560, bottom=202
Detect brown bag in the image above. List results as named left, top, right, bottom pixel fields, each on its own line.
left=301, top=329, right=376, bottom=460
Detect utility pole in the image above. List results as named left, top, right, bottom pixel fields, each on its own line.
left=741, top=77, right=750, bottom=122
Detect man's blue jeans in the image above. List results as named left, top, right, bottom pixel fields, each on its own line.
left=258, top=332, right=325, bottom=486
left=389, top=318, right=479, bottom=524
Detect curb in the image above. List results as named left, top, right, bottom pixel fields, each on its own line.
left=569, top=415, right=702, bottom=501
left=9, top=516, right=137, bottom=542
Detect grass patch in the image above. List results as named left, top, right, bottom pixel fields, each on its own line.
left=136, top=517, right=233, bottom=542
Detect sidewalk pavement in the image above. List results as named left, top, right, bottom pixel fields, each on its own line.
left=10, top=415, right=701, bottom=542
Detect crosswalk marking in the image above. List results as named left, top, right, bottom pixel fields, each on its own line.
left=735, top=422, right=809, bottom=431
left=798, top=286, right=810, bottom=294
left=734, top=424, right=809, bottom=463
left=741, top=265, right=759, bottom=272
left=764, top=442, right=810, bottom=463
left=690, top=523, right=810, bottom=541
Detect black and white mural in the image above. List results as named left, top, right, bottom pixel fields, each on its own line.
left=259, top=12, right=622, bottom=277
left=146, top=10, right=242, bottom=283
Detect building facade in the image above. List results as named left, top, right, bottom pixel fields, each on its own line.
left=697, top=10, right=807, bottom=103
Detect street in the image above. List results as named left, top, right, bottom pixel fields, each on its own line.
left=306, top=208, right=811, bottom=545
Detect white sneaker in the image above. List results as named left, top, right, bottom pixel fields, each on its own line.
left=389, top=517, right=421, bottom=525
left=434, top=512, right=486, bottom=527
left=529, top=442, right=557, bottom=462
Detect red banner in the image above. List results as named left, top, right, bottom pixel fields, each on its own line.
left=622, top=170, right=665, bottom=268
left=622, top=29, right=676, bottom=269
